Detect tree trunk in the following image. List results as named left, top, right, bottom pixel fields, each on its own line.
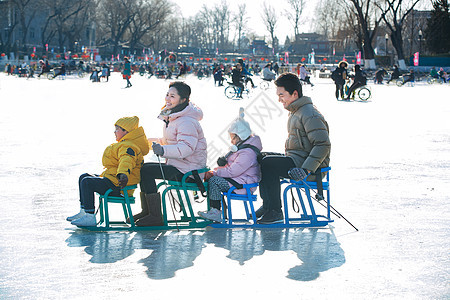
left=390, top=28, right=407, bottom=70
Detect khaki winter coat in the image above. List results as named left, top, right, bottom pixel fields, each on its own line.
left=285, top=96, right=330, bottom=173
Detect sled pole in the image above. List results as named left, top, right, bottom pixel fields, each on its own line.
left=300, top=179, right=359, bottom=232
left=157, top=155, right=179, bottom=232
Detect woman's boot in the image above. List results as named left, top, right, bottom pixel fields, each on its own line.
left=127, top=192, right=148, bottom=223
left=135, top=193, right=164, bottom=227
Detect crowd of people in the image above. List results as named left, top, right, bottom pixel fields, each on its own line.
left=3, top=57, right=448, bottom=94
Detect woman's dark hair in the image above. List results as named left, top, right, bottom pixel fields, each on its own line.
left=169, top=81, right=191, bottom=102
left=274, top=72, right=303, bottom=97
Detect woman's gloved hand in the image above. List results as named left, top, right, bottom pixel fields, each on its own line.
left=152, top=142, right=164, bottom=156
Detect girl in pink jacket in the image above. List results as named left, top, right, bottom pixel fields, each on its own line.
left=199, top=108, right=263, bottom=223
left=134, top=81, right=208, bottom=227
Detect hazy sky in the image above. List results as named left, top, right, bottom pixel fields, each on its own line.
left=171, top=0, right=317, bottom=41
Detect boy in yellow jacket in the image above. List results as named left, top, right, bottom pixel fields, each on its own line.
left=67, top=116, right=150, bottom=227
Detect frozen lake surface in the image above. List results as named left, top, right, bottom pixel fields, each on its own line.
left=0, top=71, right=449, bottom=299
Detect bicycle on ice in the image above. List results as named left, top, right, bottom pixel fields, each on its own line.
left=224, top=81, right=251, bottom=100
left=339, top=79, right=371, bottom=101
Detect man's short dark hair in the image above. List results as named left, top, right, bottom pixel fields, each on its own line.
left=274, top=72, right=303, bottom=97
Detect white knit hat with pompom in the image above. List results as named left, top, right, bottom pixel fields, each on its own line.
left=228, top=107, right=252, bottom=140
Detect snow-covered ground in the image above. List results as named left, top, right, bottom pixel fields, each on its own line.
left=0, top=71, right=449, bottom=299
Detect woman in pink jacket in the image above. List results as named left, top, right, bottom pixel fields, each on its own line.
left=134, top=81, right=207, bottom=226
left=199, top=108, right=263, bottom=223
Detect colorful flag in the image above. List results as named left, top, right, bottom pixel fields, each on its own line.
left=356, top=51, right=361, bottom=64
left=413, top=52, right=419, bottom=66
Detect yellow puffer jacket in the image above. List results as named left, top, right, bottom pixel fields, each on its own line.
left=101, top=126, right=150, bottom=195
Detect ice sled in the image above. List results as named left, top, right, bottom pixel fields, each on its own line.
left=79, top=167, right=333, bottom=231
left=210, top=167, right=333, bottom=229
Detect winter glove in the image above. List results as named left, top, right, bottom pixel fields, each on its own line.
left=217, top=156, right=227, bottom=167
left=117, top=173, right=128, bottom=188
left=152, top=142, right=164, bottom=156
left=288, top=168, right=309, bottom=182
left=203, top=171, right=214, bottom=182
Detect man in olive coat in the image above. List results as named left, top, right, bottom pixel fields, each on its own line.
left=257, top=72, right=331, bottom=224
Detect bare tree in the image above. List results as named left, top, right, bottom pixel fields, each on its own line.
left=127, top=0, right=171, bottom=53
left=376, top=0, right=422, bottom=70
left=198, top=5, right=214, bottom=50
left=261, top=1, right=278, bottom=51
left=315, top=0, right=345, bottom=39
left=234, top=4, right=248, bottom=51
left=346, top=0, right=384, bottom=69
left=285, top=0, right=305, bottom=37
left=40, top=0, right=94, bottom=53
left=97, top=0, right=137, bottom=56
left=212, top=0, right=231, bottom=51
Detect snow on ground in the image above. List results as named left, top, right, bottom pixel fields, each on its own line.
left=0, top=71, right=449, bottom=299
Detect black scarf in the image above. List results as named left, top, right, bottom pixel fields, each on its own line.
left=159, top=101, right=189, bottom=127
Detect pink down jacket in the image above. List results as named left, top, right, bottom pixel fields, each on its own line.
left=158, top=102, right=207, bottom=174
left=213, top=135, right=262, bottom=194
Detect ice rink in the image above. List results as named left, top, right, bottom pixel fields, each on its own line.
left=0, top=70, right=449, bottom=299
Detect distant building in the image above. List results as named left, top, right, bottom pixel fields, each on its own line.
left=290, top=33, right=331, bottom=55
left=251, top=39, right=271, bottom=55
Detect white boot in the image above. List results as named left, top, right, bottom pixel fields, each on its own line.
left=71, top=213, right=96, bottom=227
left=66, top=208, right=86, bottom=221
left=198, top=208, right=223, bottom=223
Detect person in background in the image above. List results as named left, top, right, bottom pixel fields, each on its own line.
left=123, top=57, right=132, bottom=88
left=100, top=64, right=110, bottom=82
left=387, top=64, right=400, bottom=84
left=299, top=64, right=314, bottom=87
left=52, top=62, right=66, bottom=79
left=375, top=68, right=387, bottom=84
left=90, top=67, right=99, bottom=82
left=262, top=63, right=276, bottom=81
left=430, top=67, right=439, bottom=79
left=401, top=69, right=415, bottom=86
left=331, top=61, right=348, bottom=100
left=238, top=58, right=256, bottom=88
left=346, top=64, right=367, bottom=100
left=37, top=60, right=50, bottom=78
left=213, top=66, right=224, bottom=86
left=273, top=62, right=279, bottom=75
left=67, top=116, right=149, bottom=227
left=438, top=68, right=448, bottom=83
left=231, top=63, right=245, bottom=98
